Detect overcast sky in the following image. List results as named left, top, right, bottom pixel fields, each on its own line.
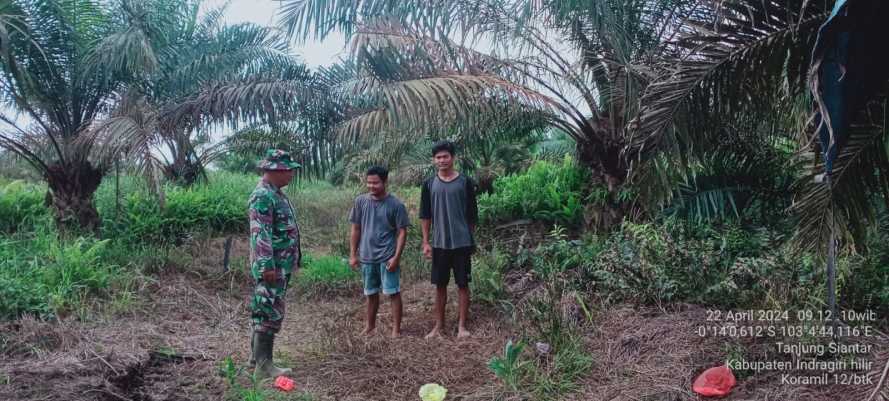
left=205, top=0, right=347, bottom=68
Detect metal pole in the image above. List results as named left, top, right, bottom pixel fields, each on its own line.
left=825, top=174, right=837, bottom=337
left=223, top=236, right=234, bottom=273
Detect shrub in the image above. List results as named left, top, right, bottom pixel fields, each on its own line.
left=0, top=229, right=118, bottom=319
left=585, top=219, right=814, bottom=308
left=471, top=248, right=508, bottom=307
left=100, top=172, right=257, bottom=245
left=0, top=180, right=49, bottom=233
left=488, top=228, right=595, bottom=400
left=841, top=214, right=889, bottom=317
left=479, top=156, right=588, bottom=226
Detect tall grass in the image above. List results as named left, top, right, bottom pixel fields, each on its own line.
left=0, top=226, right=117, bottom=319
left=0, top=180, right=49, bottom=233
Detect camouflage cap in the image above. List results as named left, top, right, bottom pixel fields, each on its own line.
left=258, top=149, right=301, bottom=171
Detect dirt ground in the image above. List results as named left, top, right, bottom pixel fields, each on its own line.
left=1, top=237, right=887, bottom=401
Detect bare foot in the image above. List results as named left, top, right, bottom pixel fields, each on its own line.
left=457, top=327, right=471, bottom=339
left=360, top=326, right=376, bottom=336
left=425, top=327, right=443, bottom=340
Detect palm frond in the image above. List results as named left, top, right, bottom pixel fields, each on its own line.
left=162, top=75, right=320, bottom=131
left=629, top=0, right=830, bottom=161
left=279, top=0, right=482, bottom=43
left=792, top=99, right=889, bottom=253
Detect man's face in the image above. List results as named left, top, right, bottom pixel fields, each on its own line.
left=268, top=169, right=296, bottom=187
left=433, top=150, right=454, bottom=171
left=366, top=174, right=386, bottom=196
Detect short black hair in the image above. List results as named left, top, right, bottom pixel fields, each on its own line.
left=366, top=165, right=389, bottom=182
left=431, top=140, right=456, bottom=157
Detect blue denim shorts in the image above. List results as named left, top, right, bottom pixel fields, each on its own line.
left=361, top=262, right=400, bottom=296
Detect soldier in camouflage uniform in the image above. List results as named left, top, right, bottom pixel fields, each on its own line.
left=248, top=149, right=302, bottom=380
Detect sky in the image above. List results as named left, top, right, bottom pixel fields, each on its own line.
left=205, top=0, right=347, bottom=68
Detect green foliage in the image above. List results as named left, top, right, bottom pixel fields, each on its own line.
left=297, top=253, right=359, bottom=294
left=487, top=229, right=595, bottom=400
left=215, top=151, right=264, bottom=175
left=0, top=180, right=49, bottom=233
left=479, top=157, right=588, bottom=226
left=840, top=212, right=889, bottom=316
left=527, top=333, right=592, bottom=399
left=470, top=248, right=508, bottom=307
left=488, top=340, right=527, bottom=392
left=0, top=229, right=118, bottom=319
left=580, top=219, right=817, bottom=308
left=220, top=356, right=270, bottom=401
left=96, top=172, right=260, bottom=245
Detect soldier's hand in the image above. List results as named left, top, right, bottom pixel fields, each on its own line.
left=349, top=256, right=360, bottom=270
left=261, top=269, right=278, bottom=284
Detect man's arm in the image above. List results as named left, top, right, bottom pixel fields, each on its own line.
left=388, top=227, right=408, bottom=272
left=420, top=219, right=432, bottom=259
left=249, top=193, right=278, bottom=284
left=349, top=223, right=361, bottom=269
left=419, top=179, right=433, bottom=259
left=348, top=201, right=362, bottom=269
left=466, top=177, right=479, bottom=233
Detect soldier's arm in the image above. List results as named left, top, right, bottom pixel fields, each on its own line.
left=249, top=193, right=277, bottom=283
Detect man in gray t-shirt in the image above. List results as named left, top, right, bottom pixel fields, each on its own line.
left=420, top=141, right=478, bottom=340
left=349, top=166, right=410, bottom=337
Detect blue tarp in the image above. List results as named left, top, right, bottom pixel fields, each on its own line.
left=811, top=0, right=889, bottom=175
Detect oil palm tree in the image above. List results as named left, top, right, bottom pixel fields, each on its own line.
left=626, top=0, right=889, bottom=252
left=278, top=0, right=721, bottom=229
left=0, top=0, right=160, bottom=233
left=99, top=0, right=314, bottom=186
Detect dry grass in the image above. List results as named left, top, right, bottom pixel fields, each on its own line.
left=2, top=235, right=887, bottom=401
left=567, top=305, right=888, bottom=401
left=282, top=282, right=513, bottom=401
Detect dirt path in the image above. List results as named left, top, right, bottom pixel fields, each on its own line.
left=0, top=239, right=514, bottom=401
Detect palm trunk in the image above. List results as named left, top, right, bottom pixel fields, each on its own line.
left=45, top=161, right=104, bottom=235
left=576, top=139, right=630, bottom=232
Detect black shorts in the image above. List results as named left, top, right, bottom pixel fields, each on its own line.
left=431, top=247, right=472, bottom=288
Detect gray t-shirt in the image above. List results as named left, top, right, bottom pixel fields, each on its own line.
left=419, top=174, right=478, bottom=249
left=349, top=194, right=410, bottom=264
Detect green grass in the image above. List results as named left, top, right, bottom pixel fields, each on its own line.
left=0, top=180, right=49, bottom=233
left=471, top=248, right=508, bottom=307
left=296, top=253, right=359, bottom=295
left=0, top=227, right=118, bottom=319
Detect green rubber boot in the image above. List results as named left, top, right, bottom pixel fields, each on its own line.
left=253, top=331, right=291, bottom=381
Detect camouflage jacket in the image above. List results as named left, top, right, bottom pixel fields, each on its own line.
left=248, top=179, right=301, bottom=279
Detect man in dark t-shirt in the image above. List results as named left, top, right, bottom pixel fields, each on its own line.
left=420, top=141, right=478, bottom=339
left=349, top=166, right=410, bottom=337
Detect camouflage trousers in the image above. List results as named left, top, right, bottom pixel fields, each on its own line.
left=250, top=269, right=290, bottom=334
